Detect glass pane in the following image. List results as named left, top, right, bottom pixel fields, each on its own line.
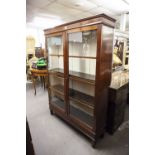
left=47, top=36, right=63, bottom=55
left=69, top=79, right=94, bottom=127
left=70, top=101, right=94, bottom=127
left=68, top=30, right=97, bottom=80
left=69, top=58, right=96, bottom=80
left=49, top=75, right=65, bottom=110
left=68, top=30, right=97, bottom=57
left=48, top=56, right=64, bottom=72
left=69, top=79, right=95, bottom=97
left=47, top=35, right=64, bottom=73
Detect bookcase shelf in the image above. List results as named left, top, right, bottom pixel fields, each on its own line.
left=70, top=104, right=94, bottom=128
left=48, top=68, right=64, bottom=77
left=49, top=68, right=95, bottom=84
left=69, top=55, right=96, bottom=59
left=51, top=84, right=64, bottom=96
left=50, top=84, right=94, bottom=108
left=49, top=54, right=64, bottom=57
left=69, top=89, right=94, bottom=107
left=69, top=70, right=95, bottom=84
left=52, top=96, right=65, bottom=109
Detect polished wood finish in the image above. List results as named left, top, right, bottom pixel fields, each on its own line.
left=69, top=55, right=96, bottom=59
left=44, top=14, right=115, bottom=34
left=49, top=54, right=64, bottom=57
left=44, top=14, right=115, bottom=147
left=67, top=25, right=97, bottom=33
left=69, top=89, right=94, bottom=107
left=69, top=70, right=95, bottom=82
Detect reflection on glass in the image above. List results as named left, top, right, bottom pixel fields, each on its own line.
left=49, top=75, right=65, bottom=109
left=48, top=56, right=64, bottom=72
left=69, top=79, right=94, bottom=127
left=67, top=29, right=97, bottom=126
left=47, top=35, right=64, bottom=72
left=68, top=30, right=97, bottom=79
left=68, top=30, right=97, bottom=57
left=70, top=100, right=94, bottom=127
left=47, top=36, right=63, bottom=55
left=69, top=58, right=96, bottom=79
left=69, top=79, right=95, bottom=97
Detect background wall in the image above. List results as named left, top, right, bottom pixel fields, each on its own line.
left=26, top=25, right=45, bottom=51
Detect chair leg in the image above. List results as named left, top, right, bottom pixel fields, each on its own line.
left=43, top=76, right=48, bottom=90
left=40, top=76, right=43, bottom=87
left=32, top=77, right=36, bottom=95
left=43, top=76, right=46, bottom=90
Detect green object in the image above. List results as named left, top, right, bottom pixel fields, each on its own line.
left=36, top=58, right=47, bottom=67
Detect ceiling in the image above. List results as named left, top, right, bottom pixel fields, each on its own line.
left=26, top=0, right=129, bottom=29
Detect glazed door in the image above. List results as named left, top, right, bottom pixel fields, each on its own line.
left=67, top=26, right=98, bottom=129
left=46, top=33, right=67, bottom=114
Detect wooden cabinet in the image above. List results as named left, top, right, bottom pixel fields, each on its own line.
left=44, top=14, right=115, bottom=147
left=107, top=83, right=129, bottom=134
left=107, top=70, right=129, bottom=134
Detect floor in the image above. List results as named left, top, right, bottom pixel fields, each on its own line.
left=26, top=82, right=129, bottom=155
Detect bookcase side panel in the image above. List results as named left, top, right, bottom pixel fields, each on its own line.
left=95, top=24, right=114, bottom=137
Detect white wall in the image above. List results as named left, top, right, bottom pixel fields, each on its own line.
left=26, top=25, right=45, bottom=48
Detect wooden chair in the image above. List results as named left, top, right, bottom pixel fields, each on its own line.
left=30, top=69, right=48, bottom=95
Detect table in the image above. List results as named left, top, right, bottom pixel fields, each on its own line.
left=30, top=69, right=48, bottom=95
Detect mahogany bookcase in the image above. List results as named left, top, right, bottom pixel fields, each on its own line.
left=44, top=14, right=115, bottom=147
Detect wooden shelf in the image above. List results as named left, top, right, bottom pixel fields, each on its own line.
left=69, top=89, right=94, bottom=107
left=70, top=104, right=94, bottom=127
left=49, top=54, right=96, bottom=59
left=51, top=84, right=94, bottom=123
left=49, top=68, right=64, bottom=73
left=69, top=70, right=95, bottom=85
left=49, top=69, right=95, bottom=84
left=51, top=84, right=64, bottom=96
left=51, top=84, right=94, bottom=109
left=52, top=96, right=65, bottom=109
left=70, top=100, right=94, bottom=117
left=49, top=54, right=64, bottom=57
left=69, top=55, right=96, bottom=59
left=49, top=68, right=64, bottom=77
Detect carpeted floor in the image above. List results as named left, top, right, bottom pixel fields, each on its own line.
left=26, top=82, right=129, bottom=155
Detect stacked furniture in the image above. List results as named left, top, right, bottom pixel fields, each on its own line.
left=44, top=14, right=115, bottom=147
